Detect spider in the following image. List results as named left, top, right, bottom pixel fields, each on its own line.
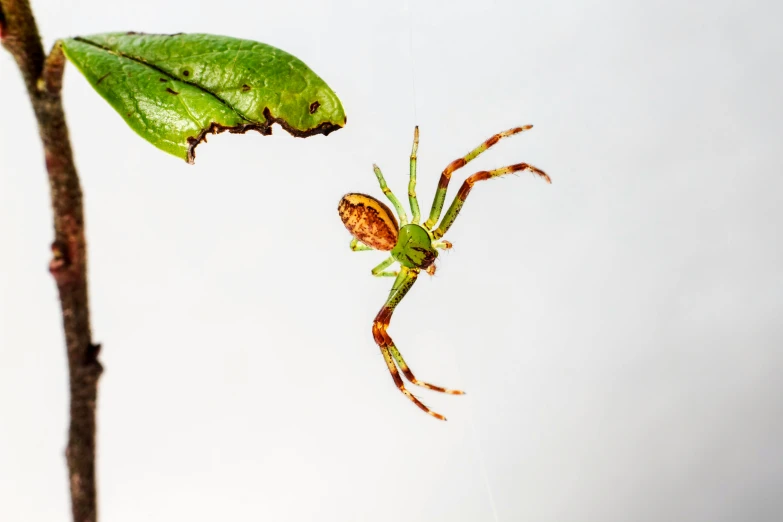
left=338, top=125, right=550, bottom=420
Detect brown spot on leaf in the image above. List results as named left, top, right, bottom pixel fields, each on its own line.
left=159, top=77, right=168, bottom=82
left=182, top=70, right=190, bottom=77
left=242, top=84, right=251, bottom=92
left=166, top=87, right=179, bottom=95
left=309, top=101, right=320, bottom=114
left=96, top=72, right=111, bottom=85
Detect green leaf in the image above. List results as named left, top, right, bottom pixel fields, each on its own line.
left=60, top=32, right=347, bottom=163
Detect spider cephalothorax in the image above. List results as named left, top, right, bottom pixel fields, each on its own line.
left=338, top=125, right=550, bottom=420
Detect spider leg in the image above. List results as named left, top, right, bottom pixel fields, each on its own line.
left=423, top=125, right=535, bottom=230
left=372, top=267, right=461, bottom=420
left=373, top=164, right=409, bottom=225
left=432, top=240, right=452, bottom=250
left=432, top=163, right=550, bottom=239
left=350, top=238, right=375, bottom=251
left=408, top=126, right=421, bottom=223
left=371, top=256, right=399, bottom=277
left=388, top=345, right=464, bottom=395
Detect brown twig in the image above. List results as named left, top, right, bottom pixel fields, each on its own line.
left=1, top=1, right=102, bottom=521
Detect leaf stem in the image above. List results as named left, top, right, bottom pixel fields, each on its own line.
left=0, top=1, right=101, bottom=521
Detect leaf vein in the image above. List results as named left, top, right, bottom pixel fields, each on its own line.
left=73, top=37, right=257, bottom=124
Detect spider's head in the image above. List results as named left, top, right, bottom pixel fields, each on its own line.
left=391, top=224, right=438, bottom=271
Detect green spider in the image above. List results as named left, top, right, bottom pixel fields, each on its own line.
left=338, top=125, right=550, bottom=420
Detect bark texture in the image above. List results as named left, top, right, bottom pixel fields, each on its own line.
left=1, top=1, right=101, bottom=521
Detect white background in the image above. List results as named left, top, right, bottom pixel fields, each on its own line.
left=2, top=0, right=782, bottom=521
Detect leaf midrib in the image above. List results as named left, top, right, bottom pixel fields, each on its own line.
left=73, top=37, right=255, bottom=124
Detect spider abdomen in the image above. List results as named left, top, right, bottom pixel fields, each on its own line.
left=338, top=193, right=399, bottom=251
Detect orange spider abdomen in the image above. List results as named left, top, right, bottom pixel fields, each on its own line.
left=338, top=193, right=399, bottom=251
